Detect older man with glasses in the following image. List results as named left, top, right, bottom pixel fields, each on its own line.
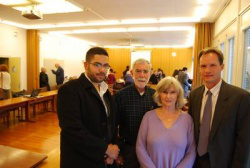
left=57, top=47, right=119, bottom=168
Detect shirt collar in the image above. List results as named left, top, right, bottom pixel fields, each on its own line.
left=84, top=73, right=108, bottom=93
left=132, top=84, right=148, bottom=96
left=204, top=79, right=222, bottom=96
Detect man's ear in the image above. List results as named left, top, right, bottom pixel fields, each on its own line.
left=84, top=62, right=88, bottom=70
left=130, top=69, right=133, bottom=76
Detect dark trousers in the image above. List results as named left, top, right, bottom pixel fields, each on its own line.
left=123, top=144, right=140, bottom=168
left=193, top=153, right=211, bottom=168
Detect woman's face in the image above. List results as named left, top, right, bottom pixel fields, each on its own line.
left=159, top=85, right=178, bottom=108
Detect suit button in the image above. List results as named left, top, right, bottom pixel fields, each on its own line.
left=102, top=122, right=106, bottom=126
left=103, top=137, right=106, bottom=141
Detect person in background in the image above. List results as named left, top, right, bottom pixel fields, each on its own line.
left=0, top=64, right=11, bottom=99
left=157, top=68, right=165, bottom=81
left=172, top=69, right=179, bottom=79
left=149, top=70, right=158, bottom=84
left=52, top=63, right=64, bottom=85
left=107, top=68, right=116, bottom=85
left=40, top=67, right=50, bottom=90
left=57, top=47, right=119, bottom=168
left=177, top=67, right=190, bottom=98
left=136, top=76, right=196, bottom=168
left=114, top=58, right=157, bottom=168
left=123, top=66, right=130, bottom=79
left=124, top=71, right=134, bottom=87
left=189, top=47, right=250, bottom=168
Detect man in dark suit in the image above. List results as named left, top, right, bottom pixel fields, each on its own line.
left=52, top=63, right=64, bottom=85
left=188, top=47, right=250, bottom=168
left=57, top=47, right=119, bottom=168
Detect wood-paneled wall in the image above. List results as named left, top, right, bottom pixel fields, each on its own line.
left=106, top=48, right=193, bottom=79
left=27, top=30, right=40, bottom=91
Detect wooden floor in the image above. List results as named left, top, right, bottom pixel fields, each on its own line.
left=0, top=111, right=60, bottom=168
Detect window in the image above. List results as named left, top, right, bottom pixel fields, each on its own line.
left=220, top=42, right=225, bottom=54
left=227, top=37, right=234, bottom=84
left=220, top=42, right=225, bottom=78
left=242, top=28, right=250, bottom=91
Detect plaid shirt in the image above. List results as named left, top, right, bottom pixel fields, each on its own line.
left=114, top=84, right=157, bottom=145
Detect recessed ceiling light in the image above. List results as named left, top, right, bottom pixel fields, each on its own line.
left=6, top=0, right=83, bottom=14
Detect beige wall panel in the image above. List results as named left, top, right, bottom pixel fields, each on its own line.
left=241, top=8, right=250, bottom=30
left=9, top=57, right=21, bottom=92
left=240, top=0, right=250, bottom=12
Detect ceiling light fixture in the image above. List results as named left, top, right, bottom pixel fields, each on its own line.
left=0, top=0, right=83, bottom=15
left=48, top=26, right=194, bottom=35
left=0, top=0, right=30, bottom=6
left=103, top=45, right=192, bottom=49
left=0, top=20, right=28, bottom=29
left=27, top=17, right=201, bottom=29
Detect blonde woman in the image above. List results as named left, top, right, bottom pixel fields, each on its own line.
left=136, top=76, right=195, bottom=168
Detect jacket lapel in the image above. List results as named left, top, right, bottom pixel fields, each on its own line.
left=79, top=73, right=104, bottom=102
left=209, top=81, right=229, bottom=142
left=193, top=86, right=205, bottom=142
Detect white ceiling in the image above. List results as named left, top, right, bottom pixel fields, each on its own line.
left=0, top=0, right=229, bottom=47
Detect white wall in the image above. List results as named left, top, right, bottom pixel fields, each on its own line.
left=0, top=23, right=27, bottom=90
left=40, top=33, right=91, bottom=86
left=213, top=0, right=250, bottom=87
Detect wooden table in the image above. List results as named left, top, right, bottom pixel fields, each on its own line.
left=29, top=90, right=58, bottom=114
left=0, top=145, right=47, bottom=168
left=0, top=90, right=58, bottom=122
left=0, top=97, right=30, bottom=121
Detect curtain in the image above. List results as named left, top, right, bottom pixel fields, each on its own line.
left=192, top=23, right=214, bottom=89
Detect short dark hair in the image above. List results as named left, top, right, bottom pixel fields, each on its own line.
left=198, top=47, right=224, bottom=65
left=86, top=47, right=108, bottom=62
left=182, top=67, right=187, bottom=71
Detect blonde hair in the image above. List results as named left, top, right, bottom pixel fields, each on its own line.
left=153, top=76, right=186, bottom=109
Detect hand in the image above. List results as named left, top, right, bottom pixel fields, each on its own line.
left=104, top=156, right=114, bottom=165
left=116, top=155, right=124, bottom=166
left=105, top=144, right=120, bottom=159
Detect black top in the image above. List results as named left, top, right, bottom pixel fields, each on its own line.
left=149, top=74, right=158, bottom=84
left=114, top=84, right=157, bottom=145
left=39, top=72, right=50, bottom=90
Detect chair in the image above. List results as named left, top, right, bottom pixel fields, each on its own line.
left=113, top=82, right=125, bottom=95
left=39, top=87, right=49, bottom=112
left=0, top=111, right=10, bottom=127
left=11, top=90, right=26, bottom=121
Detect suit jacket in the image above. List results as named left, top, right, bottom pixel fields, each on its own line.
left=188, top=80, right=250, bottom=168
left=57, top=73, right=117, bottom=168
left=52, top=66, right=64, bottom=84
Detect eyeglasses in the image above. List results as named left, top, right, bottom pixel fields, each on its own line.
left=89, top=62, right=110, bottom=70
